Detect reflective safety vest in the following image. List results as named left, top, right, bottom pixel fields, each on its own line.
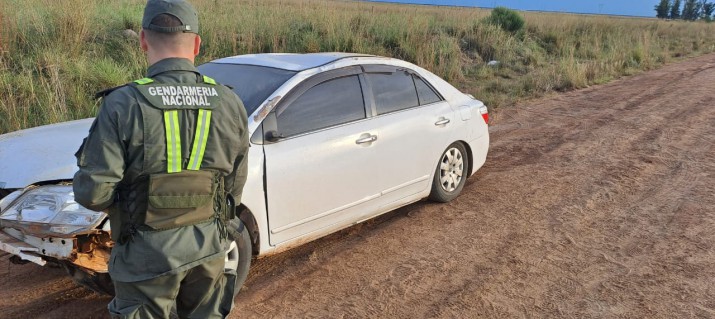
left=111, top=75, right=230, bottom=237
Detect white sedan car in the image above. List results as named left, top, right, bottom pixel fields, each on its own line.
left=0, top=53, right=489, bottom=294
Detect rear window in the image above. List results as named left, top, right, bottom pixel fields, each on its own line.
left=413, top=75, right=442, bottom=105
left=198, top=63, right=297, bottom=115
left=367, top=71, right=419, bottom=115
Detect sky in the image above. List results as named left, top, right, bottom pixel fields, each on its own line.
left=365, top=0, right=659, bottom=17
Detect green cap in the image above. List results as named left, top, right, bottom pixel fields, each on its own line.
left=142, top=0, right=199, bottom=34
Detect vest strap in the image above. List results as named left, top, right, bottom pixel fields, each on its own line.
left=187, top=109, right=212, bottom=171
left=134, top=78, right=154, bottom=85
left=202, top=75, right=216, bottom=85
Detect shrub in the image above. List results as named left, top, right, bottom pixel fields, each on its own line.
left=486, top=7, right=525, bottom=33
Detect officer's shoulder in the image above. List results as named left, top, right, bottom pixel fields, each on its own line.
left=95, top=83, right=133, bottom=100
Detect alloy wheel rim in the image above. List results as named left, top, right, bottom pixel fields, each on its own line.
left=224, top=240, right=239, bottom=272
left=439, top=147, right=464, bottom=192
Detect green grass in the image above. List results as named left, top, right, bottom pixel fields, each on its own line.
left=2, top=0, right=715, bottom=134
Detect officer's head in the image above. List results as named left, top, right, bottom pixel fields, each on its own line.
left=140, top=0, right=201, bottom=64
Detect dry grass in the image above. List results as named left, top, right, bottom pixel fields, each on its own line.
left=2, top=0, right=715, bottom=134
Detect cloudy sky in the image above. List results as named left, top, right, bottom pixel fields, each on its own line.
left=365, top=0, right=659, bottom=17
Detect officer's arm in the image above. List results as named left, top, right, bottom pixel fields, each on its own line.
left=73, top=93, right=127, bottom=211
left=224, top=95, right=249, bottom=203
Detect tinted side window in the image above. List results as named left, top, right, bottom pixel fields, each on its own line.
left=367, top=72, right=419, bottom=115
left=414, top=76, right=442, bottom=105
left=277, top=75, right=365, bottom=137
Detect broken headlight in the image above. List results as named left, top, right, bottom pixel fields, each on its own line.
left=0, top=190, right=22, bottom=212
left=0, top=185, right=106, bottom=236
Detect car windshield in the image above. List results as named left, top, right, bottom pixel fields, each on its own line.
left=198, top=63, right=297, bottom=116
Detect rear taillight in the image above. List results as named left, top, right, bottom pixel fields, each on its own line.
left=478, top=104, right=489, bottom=124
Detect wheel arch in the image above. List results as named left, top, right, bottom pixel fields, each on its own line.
left=456, top=140, right=473, bottom=177
left=237, top=204, right=260, bottom=256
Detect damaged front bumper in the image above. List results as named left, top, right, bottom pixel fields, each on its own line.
left=0, top=185, right=112, bottom=272
left=0, top=230, right=47, bottom=266
left=0, top=226, right=112, bottom=272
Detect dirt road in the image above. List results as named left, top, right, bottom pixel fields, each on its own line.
left=1, top=53, right=714, bottom=318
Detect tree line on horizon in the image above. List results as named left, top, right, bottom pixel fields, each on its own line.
left=655, top=0, right=715, bottom=20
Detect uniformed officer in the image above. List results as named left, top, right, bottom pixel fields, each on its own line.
left=73, top=0, right=249, bottom=317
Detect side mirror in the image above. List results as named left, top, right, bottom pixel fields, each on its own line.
left=265, top=130, right=284, bottom=143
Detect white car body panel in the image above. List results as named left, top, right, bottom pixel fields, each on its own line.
left=468, top=133, right=489, bottom=176
left=368, top=101, right=457, bottom=204
left=0, top=53, right=489, bottom=260
left=240, top=143, right=269, bottom=250
left=0, top=118, right=93, bottom=188
left=264, top=118, right=382, bottom=245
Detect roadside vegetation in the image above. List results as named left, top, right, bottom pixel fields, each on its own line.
left=2, top=0, right=715, bottom=134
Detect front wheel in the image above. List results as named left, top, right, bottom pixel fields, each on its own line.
left=428, top=142, right=469, bottom=203
left=63, top=262, right=115, bottom=295
left=225, top=218, right=252, bottom=296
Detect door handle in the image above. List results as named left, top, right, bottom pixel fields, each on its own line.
left=434, top=118, right=451, bottom=126
left=355, top=135, right=378, bottom=144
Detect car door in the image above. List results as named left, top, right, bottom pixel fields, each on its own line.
left=262, top=67, right=381, bottom=245
left=362, top=66, right=456, bottom=206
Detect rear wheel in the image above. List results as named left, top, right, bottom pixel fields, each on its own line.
left=429, top=142, right=468, bottom=203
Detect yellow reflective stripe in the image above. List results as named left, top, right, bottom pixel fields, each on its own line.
left=164, top=110, right=182, bottom=173
left=171, top=111, right=182, bottom=173
left=187, top=109, right=204, bottom=170
left=202, top=75, right=216, bottom=85
left=187, top=109, right=212, bottom=170
left=134, top=78, right=154, bottom=85
left=197, top=110, right=212, bottom=168
left=163, top=111, right=175, bottom=173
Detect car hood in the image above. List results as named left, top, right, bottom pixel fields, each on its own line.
left=0, top=119, right=93, bottom=188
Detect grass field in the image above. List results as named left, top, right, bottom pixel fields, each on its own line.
left=2, top=0, right=715, bottom=134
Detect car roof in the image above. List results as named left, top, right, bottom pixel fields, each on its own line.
left=209, top=52, right=375, bottom=72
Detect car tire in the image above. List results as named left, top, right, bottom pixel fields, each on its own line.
left=63, top=263, right=115, bottom=295
left=429, top=142, right=469, bottom=203
left=226, top=218, right=252, bottom=296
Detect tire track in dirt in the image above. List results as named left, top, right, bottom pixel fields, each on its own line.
left=490, top=56, right=715, bottom=318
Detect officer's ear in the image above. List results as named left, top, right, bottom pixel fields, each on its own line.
left=193, top=34, right=201, bottom=57
left=140, top=30, right=149, bottom=52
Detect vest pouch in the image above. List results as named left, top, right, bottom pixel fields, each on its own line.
left=145, top=170, right=216, bottom=230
